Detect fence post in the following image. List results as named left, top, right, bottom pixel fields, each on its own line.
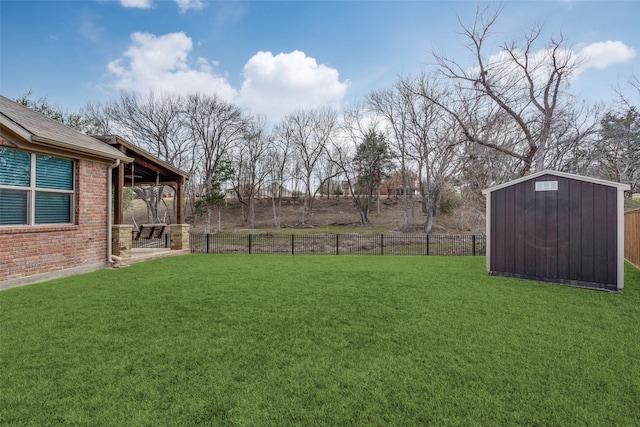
left=472, top=234, right=476, bottom=256
left=336, top=234, right=339, bottom=255
left=381, top=234, right=384, bottom=256
left=206, top=233, right=210, bottom=254
left=249, top=234, right=252, bottom=254
left=291, top=234, right=295, bottom=255
left=426, top=234, right=430, bottom=256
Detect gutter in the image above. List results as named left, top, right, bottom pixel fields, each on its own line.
left=107, top=159, right=120, bottom=265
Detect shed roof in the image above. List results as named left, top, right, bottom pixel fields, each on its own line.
left=0, top=95, right=132, bottom=163
left=482, top=169, right=631, bottom=195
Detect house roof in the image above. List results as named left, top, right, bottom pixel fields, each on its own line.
left=94, top=135, right=189, bottom=185
left=0, top=95, right=132, bottom=163
left=482, top=169, right=631, bottom=195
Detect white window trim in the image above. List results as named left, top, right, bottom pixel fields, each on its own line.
left=0, top=150, right=75, bottom=226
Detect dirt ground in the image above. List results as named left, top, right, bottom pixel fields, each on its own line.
left=127, top=195, right=487, bottom=235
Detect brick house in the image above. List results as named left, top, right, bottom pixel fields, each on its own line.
left=0, top=95, right=133, bottom=288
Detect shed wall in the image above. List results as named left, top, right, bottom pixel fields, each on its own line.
left=490, top=174, right=618, bottom=290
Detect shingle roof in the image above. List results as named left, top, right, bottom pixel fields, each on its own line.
left=0, top=95, right=131, bottom=162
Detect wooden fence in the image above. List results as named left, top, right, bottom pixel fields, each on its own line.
left=625, top=209, right=640, bottom=269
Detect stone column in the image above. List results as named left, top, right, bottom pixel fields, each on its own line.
left=170, top=224, right=190, bottom=251
left=112, top=224, right=133, bottom=258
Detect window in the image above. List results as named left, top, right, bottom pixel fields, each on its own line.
left=0, top=147, right=74, bottom=225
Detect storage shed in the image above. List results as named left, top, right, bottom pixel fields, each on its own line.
left=482, top=170, right=630, bottom=291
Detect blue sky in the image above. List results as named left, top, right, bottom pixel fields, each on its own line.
left=1, top=1, right=638, bottom=121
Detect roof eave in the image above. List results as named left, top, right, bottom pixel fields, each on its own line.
left=94, top=134, right=189, bottom=179
left=0, top=114, right=33, bottom=142
left=482, top=169, right=631, bottom=194
left=31, top=135, right=133, bottom=163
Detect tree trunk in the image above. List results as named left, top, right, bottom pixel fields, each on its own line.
left=161, top=197, right=174, bottom=225
left=249, top=198, right=255, bottom=228
left=424, top=211, right=434, bottom=234
left=400, top=152, right=409, bottom=232
left=301, top=196, right=307, bottom=225
left=204, top=207, right=212, bottom=235
left=272, top=194, right=279, bottom=228
left=271, top=188, right=283, bottom=229
left=423, top=193, right=434, bottom=233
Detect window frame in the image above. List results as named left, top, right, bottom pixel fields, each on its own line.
left=0, top=148, right=75, bottom=226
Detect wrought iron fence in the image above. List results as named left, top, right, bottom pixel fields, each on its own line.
left=190, top=233, right=485, bottom=256
left=132, top=233, right=170, bottom=249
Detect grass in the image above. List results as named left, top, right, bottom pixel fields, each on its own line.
left=625, top=196, right=640, bottom=210
left=1, top=255, right=639, bottom=426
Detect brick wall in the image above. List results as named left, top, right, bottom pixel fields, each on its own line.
left=0, top=159, right=110, bottom=282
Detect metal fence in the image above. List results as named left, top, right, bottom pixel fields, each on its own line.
left=132, top=233, right=170, bottom=249
left=190, top=233, right=485, bottom=256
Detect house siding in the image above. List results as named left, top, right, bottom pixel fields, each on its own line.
left=0, top=159, right=109, bottom=283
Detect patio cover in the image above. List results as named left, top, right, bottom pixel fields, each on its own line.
left=94, top=135, right=189, bottom=224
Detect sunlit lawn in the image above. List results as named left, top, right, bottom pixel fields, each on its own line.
left=1, top=255, right=639, bottom=426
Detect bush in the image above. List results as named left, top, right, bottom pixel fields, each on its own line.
left=438, top=193, right=460, bottom=215
left=625, top=195, right=640, bottom=210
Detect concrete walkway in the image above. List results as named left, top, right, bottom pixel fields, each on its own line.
left=127, top=248, right=191, bottom=265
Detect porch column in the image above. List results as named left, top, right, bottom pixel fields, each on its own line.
left=170, top=224, right=190, bottom=251
left=176, top=176, right=185, bottom=224
left=112, top=224, right=133, bottom=258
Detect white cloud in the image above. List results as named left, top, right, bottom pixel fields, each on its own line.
left=107, top=34, right=350, bottom=121
left=238, top=50, right=350, bottom=120
left=175, top=0, right=205, bottom=13
left=466, top=40, right=635, bottom=90
left=120, top=0, right=152, bottom=8
left=120, top=0, right=204, bottom=12
left=578, top=40, right=636, bottom=70
left=107, top=32, right=237, bottom=101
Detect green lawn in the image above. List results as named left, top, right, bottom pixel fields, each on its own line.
left=2, top=255, right=639, bottom=426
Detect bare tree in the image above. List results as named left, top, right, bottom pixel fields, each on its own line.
left=277, top=108, right=337, bottom=225
left=615, top=73, right=640, bottom=110
left=105, top=91, right=190, bottom=168
left=400, top=74, right=462, bottom=233
left=313, top=147, right=341, bottom=201
left=427, top=6, right=581, bottom=176
left=331, top=105, right=392, bottom=224
left=266, top=127, right=294, bottom=229
left=97, top=91, right=191, bottom=223
left=543, top=100, right=601, bottom=172
left=82, top=101, right=117, bottom=136
left=632, top=74, right=640, bottom=97
left=234, top=118, right=270, bottom=227
left=591, top=107, right=640, bottom=194
left=367, top=85, right=412, bottom=231
left=16, top=91, right=99, bottom=135
left=184, top=93, right=249, bottom=234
